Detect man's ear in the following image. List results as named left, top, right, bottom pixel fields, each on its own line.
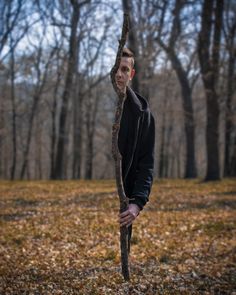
left=130, top=68, right=135, bottom=80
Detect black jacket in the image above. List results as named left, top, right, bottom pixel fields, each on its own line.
left=118, top=87, right=155, bottom=210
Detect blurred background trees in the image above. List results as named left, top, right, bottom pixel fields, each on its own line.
left=0, top=0, right=235, bottom=180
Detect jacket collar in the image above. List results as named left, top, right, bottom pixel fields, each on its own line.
left=126, top=86, right=143, bottom=117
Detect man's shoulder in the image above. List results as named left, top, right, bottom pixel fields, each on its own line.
left=133, top=91, right=154, bottom=123
left=135, top=92, right=150, bottom=110
left=127, top=87, right=150, bottom=114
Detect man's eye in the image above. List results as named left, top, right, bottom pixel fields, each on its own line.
left=122, top=68, right=129, bottom=72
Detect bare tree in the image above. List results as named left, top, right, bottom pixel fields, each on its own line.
left=53, top=0, right=91, bottom=179
left=84, top=89, right=97, bottom=179
left=158, top=69, right=173, bottom=178
left=0, top=0, right=33, bottom=179
left=198, top=0, right=224, bottom=180
left=72, top=71, right=84, bottom=179
left=20, top=40, right=56, bottom=179
left=50, top=46, right=65, bottom=179
left=223, top=0, right=236, bottom=176
left=0, top=65, right=6, bottom=178
left=83, top=22, right=111, bottom=179
left=155, top=0, right=197, bottom=178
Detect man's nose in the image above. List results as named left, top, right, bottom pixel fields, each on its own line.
left=116, top=68, right=122, bottom=78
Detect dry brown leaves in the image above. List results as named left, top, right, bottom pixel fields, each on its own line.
left=0, top=179, right=235, bottom=294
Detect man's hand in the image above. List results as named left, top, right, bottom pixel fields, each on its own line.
left=119, top=204, right=140, bottom=227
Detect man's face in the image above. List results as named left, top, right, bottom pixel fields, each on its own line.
left=115, top=57, right=135, bottom=93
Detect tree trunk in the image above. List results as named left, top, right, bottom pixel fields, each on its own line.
left=85, top=90, right=92, bottom=180
left=72, top=72, right=83, bottom=179
left=84, top=87, right=100, bottom=180
left=224, top=18, right=236, bottom=176
left=0, top=81, right=4, bottom=178
left=9, top=41, right=17, bottom=180
left=85, top=133, right=93, bottom=179
left=20, top=93, right=40, bottom=179
left=50, top=53, right=63, bottom=179
left=50, top=87, right=57, bottom=179
left=54, top=1, right=80, bottom=179
left=159, top=123, right=165, bottom=178
left=156, top=0, right=197, bottom=178
left=198, top=0, right=224, bottom=180
left=35, top=114, right=42, bottom=179
left=168, top=51, right=197, bottom=178
left=165, top=125, right=172, bottom=177
left=75, top=99, right=83, bottom=179
left=230, top=135, right=236, bottom=176
left=20, top=41, right=56, bottom=179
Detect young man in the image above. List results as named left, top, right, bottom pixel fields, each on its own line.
left=116, top=48, right=155, bottom=244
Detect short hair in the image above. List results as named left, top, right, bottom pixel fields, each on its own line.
left=122, top=47, right=135, bottom=68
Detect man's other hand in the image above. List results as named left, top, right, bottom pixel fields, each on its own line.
left=119, top=204, right=140, bottom=227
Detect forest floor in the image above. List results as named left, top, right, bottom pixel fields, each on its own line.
left=0, top=179, right=235, bottom=294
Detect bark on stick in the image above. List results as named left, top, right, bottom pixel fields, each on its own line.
left=110, top=13, right=130, bottom=281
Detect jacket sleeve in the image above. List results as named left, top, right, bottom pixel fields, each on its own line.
left=129, top=110, right=155, bottom=210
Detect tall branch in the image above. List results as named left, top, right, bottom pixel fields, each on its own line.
left=110, top=13, right=130, bottom=281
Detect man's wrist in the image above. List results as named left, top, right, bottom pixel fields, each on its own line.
left=128, top=203, right=140, bottom=217
left=129, top=196, right=146, bottom=211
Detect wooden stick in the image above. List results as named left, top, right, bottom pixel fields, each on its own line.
left=110, top=13, right=130, bottom=281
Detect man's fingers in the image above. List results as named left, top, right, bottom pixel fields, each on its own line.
left=118, top=206, right=138, bottom=227
left=119, top=210, right=130, bottom=218
left=120, top=215, right=131, bottom=224
left=119, top=214, right=135, bottom=227
left=119, top=210, right=136, bottom=218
